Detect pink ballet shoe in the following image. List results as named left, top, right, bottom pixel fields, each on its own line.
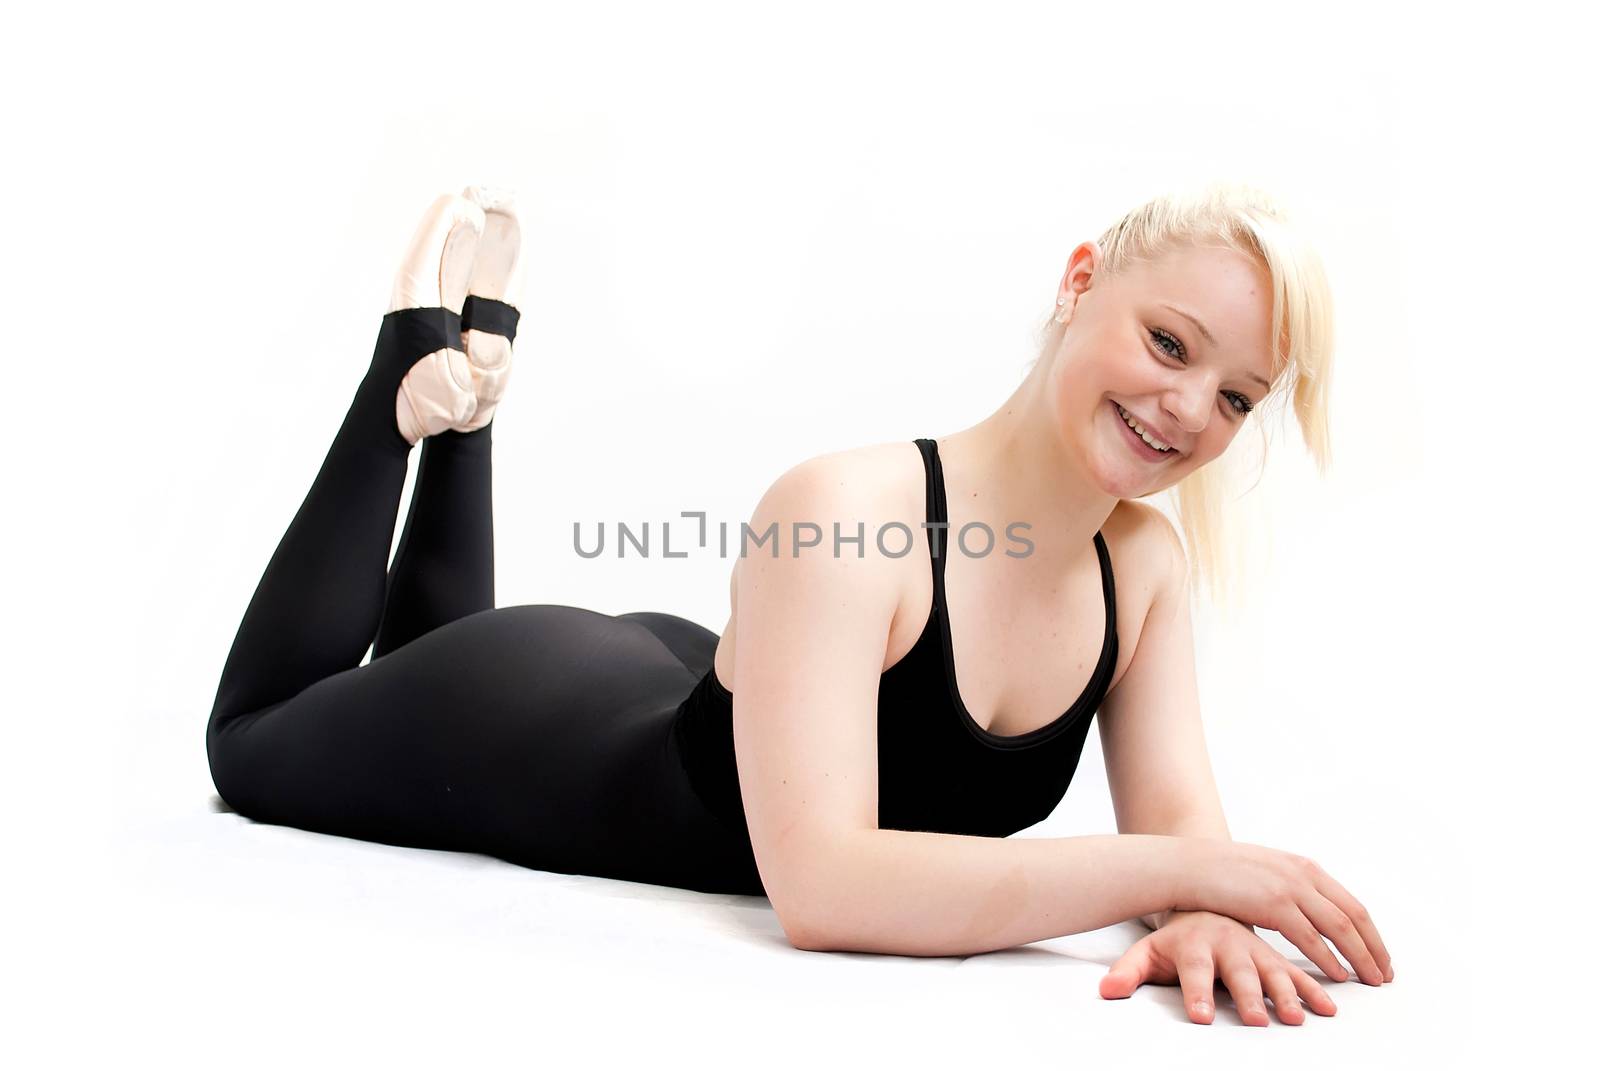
left=391, top=193, right=487, bottom=445
left=454, top=185, right=524, bottom=432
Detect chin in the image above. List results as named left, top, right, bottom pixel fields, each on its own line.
left=1083, top=444, right=1151, bottom=499
left=1104, top=465, right=1162, bottom=500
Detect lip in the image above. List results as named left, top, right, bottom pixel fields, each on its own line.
left=1110, top=400, right=1181, bottom=462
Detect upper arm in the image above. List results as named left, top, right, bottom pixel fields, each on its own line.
left=1096, top=505, right=1230, bottom=838
left=729, top=457, right=900, bottom=940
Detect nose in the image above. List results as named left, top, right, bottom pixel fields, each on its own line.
left=1163, top=374, right=1217, bottom=436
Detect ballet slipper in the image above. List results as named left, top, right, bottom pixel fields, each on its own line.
left=391, top=193, right=487, bottom=445
left=454, top=185, right=523, bottom=432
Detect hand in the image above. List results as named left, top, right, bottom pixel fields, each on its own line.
left=1100, top=910, right=1340, bottom=1026
left=1175, top=840, right=1395, bottom=987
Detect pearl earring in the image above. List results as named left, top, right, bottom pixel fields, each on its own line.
left=1054, top=297, right=1068, bottom=324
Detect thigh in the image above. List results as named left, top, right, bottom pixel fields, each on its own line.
left=206, top=604, right=713, bottom=879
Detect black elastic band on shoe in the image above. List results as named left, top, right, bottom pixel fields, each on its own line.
left=378, top=306, right=464, bottom=365
left=461, top=296, right=520, bottom=343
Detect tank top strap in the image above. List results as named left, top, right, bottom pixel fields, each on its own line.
left=912, top=438, right=948, bottom=588
left=917, top=437, right=1118, bottom=659
left=1091, top=528, right=1118, bottom=658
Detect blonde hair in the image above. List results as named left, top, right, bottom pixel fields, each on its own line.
left=1030, top=182, right=1335, bottom=608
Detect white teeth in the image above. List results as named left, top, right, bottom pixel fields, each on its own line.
left=1116, top=404, right=1173, bottom=452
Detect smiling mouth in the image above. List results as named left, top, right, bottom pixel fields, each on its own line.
left=1110, top=400, right=1180, bottom=461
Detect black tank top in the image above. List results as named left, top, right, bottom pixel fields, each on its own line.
left=672, top=436, right=1118, bottom=843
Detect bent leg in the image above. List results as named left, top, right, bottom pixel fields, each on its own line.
left=210, top=311, right=454, bottom=723
left=370, top=187, right=524, bottom=657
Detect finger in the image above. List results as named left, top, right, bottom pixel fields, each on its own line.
left=1175, top=948, right=1217, bottom=1025
left=1310, top=869, right=1394, bottom=982
left=1217, top=946, right=1269, bottom=1027
left=1302, top=893, right=1384, bottom=986
left=1286, top=961, right=1339, bottom=1017
left=1256, top=957, right=1306, bottom=1026
left=1099, top=939, right=1157, bottom=1000
left=1278, top=909, right=1349, bottom=983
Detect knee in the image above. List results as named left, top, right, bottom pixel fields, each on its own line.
left=204, top=707, right=265, bottom=819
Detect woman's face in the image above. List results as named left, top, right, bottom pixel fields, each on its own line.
left=1048, top=241, right=1278, bottom=500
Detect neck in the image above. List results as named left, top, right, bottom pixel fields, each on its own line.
left=936, top=356, right=1120, bottom=573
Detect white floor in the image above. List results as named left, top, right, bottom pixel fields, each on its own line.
left=8, top=721, right=1489, bottom=1069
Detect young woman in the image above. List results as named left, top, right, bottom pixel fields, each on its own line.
left=207, top=183, right=1393, bottom=1028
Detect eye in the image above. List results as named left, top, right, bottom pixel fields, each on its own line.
left=1148, top=327, right=1185, bottom=360
left=1151, top=325, right=1256, bottom=418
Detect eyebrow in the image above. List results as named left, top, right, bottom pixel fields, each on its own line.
left=1160, top=301, right=1272, bottom=391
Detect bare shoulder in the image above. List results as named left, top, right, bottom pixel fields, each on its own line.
left=1100, top=499, right=1188, bottom=670
left=1105, top=498, right=1185, bottom=575
left=734, top=440, right=924, bottom=565
left=724, top=439, right=925, bottom=635
left=766, top=439, right=923, bottom=507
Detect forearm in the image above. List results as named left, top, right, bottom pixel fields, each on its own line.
left=1134, top=813, right=1233, bottom=931
left=793, top=830, right=1183, bottom=956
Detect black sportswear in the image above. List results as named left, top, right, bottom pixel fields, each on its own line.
left=206, top=314, right=1117, bottom=898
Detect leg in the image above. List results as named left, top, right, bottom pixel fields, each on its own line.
left=372, top=424, right=496, bottom=658
left=371, top=188, right=524, bottom=656
left=205, top=192, right=762, bottom=894
left=210, top=192, right=485, bottom=724
left=210, top=313, right=438, bottom=722
left=207, top=387, right=751, bottom=888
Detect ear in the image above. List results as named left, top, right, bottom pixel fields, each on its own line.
left=1058, top=240, right=1102, bottom=303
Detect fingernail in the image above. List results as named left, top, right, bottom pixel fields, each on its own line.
left=1195, top=1001, right=1212, bottom=1016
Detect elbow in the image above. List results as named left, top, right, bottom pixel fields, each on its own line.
left=780, top=903, right=862, bottom=952
left=772, top=887, right=847, bottom=952
left=780, top=915, right=836, bottom=952
left=767, top=833, right=873, bottom=953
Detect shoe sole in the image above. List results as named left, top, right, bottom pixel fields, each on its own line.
left=456, top=185, right=523, bottom=432
left=392, top=194, right=485, bottom=444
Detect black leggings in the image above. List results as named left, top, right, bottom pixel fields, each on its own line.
left=206, top=309, right=764, bottom=896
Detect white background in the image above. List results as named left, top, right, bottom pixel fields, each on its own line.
left=2, top=0, right=1592, bottom=1065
